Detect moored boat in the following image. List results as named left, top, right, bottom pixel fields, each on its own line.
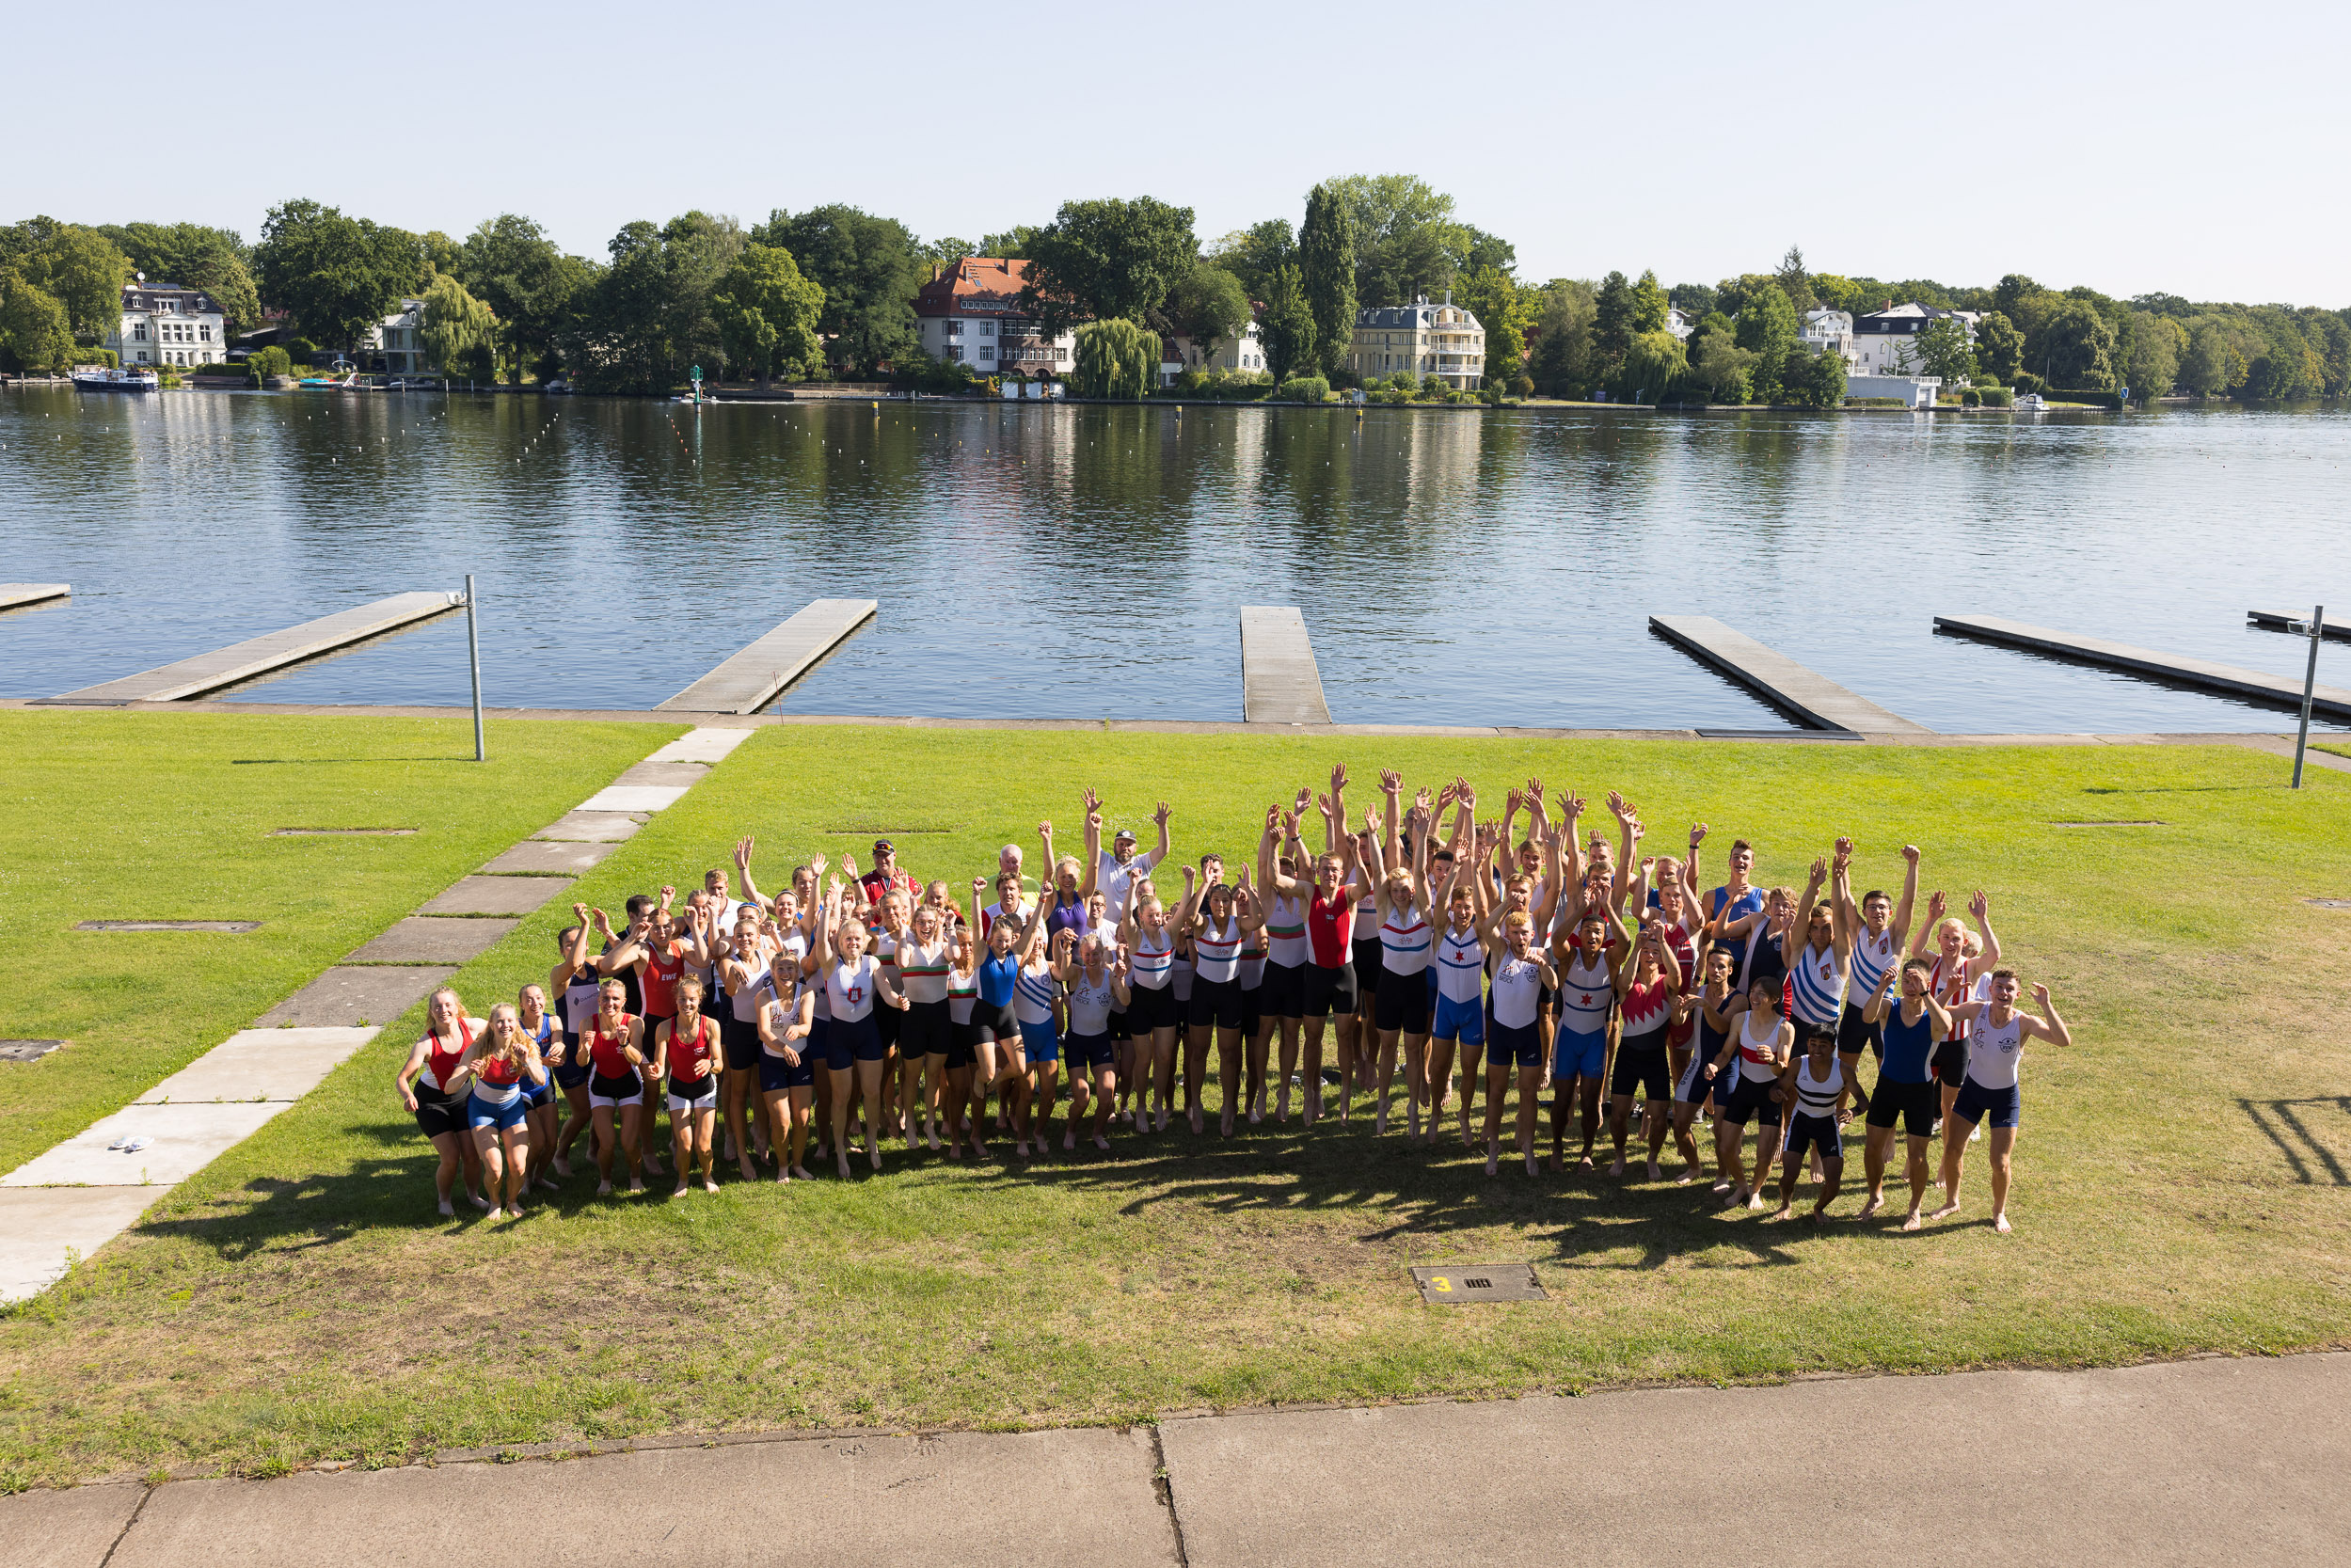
left=72, top=366, right=160, bottom=392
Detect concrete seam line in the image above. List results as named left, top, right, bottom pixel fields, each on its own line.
left=96, top=1481, right=154, bottom=1568
left=1147, top=1422, right=1194, bottom=1567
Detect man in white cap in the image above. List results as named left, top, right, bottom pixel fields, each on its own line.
left=1082, top=789, right=1169, bottom=927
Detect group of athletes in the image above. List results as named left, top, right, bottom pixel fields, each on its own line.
left=397, top=767, right=2073, bottom=1234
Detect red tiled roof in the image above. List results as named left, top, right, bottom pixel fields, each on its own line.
left=913, top=257, right=1033, bottom=317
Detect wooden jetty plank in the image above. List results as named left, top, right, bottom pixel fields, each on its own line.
left=51, top=592, right=461, bottom=703
left=657, top=599, right=876, bottom=714
left=1649, top=615, right=1931, bottom=734
left=1936, top=614, right=2351, bottom=721
left=1240, top=606, right=1332, bottom=725
left=0, top=583, right=71, bottom=611
left=2248, top=610, right=2349, bottom=645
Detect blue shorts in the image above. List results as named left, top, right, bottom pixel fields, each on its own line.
left=759, top=1049, right=812, bottom=1093
left=1068, top=1031, right=1114, bottom=1071
left=1555, top=1027, right=1608, bottom=1083
left=553, top=1037, right=593, bottom=1090
left=1431, top=991, right=1485, bottom=1046
left=465, top=1091, right=528, bottom=1132
left=1020, top=1018, right=1060, bottom=1064
left=1487, top=1019, right=1541, bottom=1069
left=1950, top=1076, right=2022, bottom=1130
left=839, top=1013, right=888, bottom=1064
left=808, top=1017, right=849, bottom=1072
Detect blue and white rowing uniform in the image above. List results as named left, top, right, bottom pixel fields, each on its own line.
left=1555, top=951, right=1613, bottom=1081
left=1788, top=940, right=1849, bottom=1033
left=1431, top=923, right=1485, bottom=1044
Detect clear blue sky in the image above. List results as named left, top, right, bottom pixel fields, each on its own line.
left=14, top=0, right=2346, bottom=305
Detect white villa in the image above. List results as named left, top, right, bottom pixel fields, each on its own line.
left=1852, top=302, right=1980, bottom=375
left=912, top=257, right=1076, bottom=377
left=106, top=278, right=226, bottom=368
left=1348, top=293, right=1485, bottom=388
left=365, top=298, right=433, bottom=374
left=1161, top=313, right=1270, bottom=386
left=1801, top=309, right=1856, bottom=366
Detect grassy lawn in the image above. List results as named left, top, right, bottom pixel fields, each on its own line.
left=0, top=710, right=675, bottom=1176
left=3, top=725, right=2349, bottom=1486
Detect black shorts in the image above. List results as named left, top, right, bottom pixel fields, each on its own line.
left=1240, top=975, right=1263, bottom=1037
left=413, top=1087, right=464, bottom=1140
left=1782, top=1111, right=1843, bottom=1164
left=972, top=1003, right=1017, bottom=1043
left=1537, top=983, right=1558, bottom=1015
left=874, top=1000, right=900, bottom=1053
left=1837, top=999, right=1882, bottom=1061
left=1187, top=975, right=1244, bottom=1031
left=1932, top=1037, right=1968, bottom=1088
left=1069, top=1031, right=1115, bottom=1071
left=1720, top=1072, right=1785, bottom=1129
left=1126, top=984, right=1179, bottom=1033
left=944, top=1030, right=977, bottom=1072
left=1374, top=973, right=1432, bottom=1034
left=1300, top=961, right=1357, bottom=1018
left=1263, top=960, right=1307, bottom=1019
left=1610, top=1042, right=1671, bottom=1101
left=1351, top=937, right=1384, bottom=1001
left=1865, top=1076, right=1938, bottom=1137
left=899, top=998, right=950, bottom=1058
left=720, top=1014, right=761, bottom=1071
left=1108, top=1002, right=1133, bottom=1042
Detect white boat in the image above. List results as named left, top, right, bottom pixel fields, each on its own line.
left=72, top=366, right=160, bottom=392
left=2013, top=392, right=2047, bottom=411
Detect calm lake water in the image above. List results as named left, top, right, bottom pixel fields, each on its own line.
left=3, top=386, right=2346, bottom=732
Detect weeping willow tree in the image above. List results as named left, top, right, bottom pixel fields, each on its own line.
left=1072, top=318, right=1159, bottom=399
left=420, top=274, right=499, bottom=379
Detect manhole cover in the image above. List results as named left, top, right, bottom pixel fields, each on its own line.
left=1410, top=1264, right=1547, bottom=1305
left=2053, top=820, right=2165, bottom=827
left=272, top=827, right=418, bottom=836
left=0, top=1039, right=67, bottom=1063
left=2309, top=899, right=2351, bottom=911
left=1694, top=729, right=1863, bottom=742
left=75, top=920, right=261, bottom=932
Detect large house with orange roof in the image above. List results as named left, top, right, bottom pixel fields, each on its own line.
left=912, top=257, right=1077, bottom=377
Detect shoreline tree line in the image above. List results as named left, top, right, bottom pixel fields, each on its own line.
left=4, top=195, right=2346, bottom=406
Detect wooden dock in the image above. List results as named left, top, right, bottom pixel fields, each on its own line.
left=2249, top=610, right=2348, bottom=644
left=1649, top=615, right=1930, bottom=734
left=1936, top=613, right=2351, bottom=720
left=0, top=584, right=70, bottom=611
left=49, top=593, right=462, bottom=704
left=656, top=598, right=876, bottom=714
left=1240, top=606, right=1332, bottom=725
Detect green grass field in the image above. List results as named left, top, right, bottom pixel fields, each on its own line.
left=4, top=723, right=2350, bottom=1488
left=0, top=710, right=675, bottom=1175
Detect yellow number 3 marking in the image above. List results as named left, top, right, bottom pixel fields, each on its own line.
left=1432, top=1276, right=1452, bottom=1291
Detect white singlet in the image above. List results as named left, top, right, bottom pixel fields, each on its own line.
left=1491, top=955, right=1545, bottom=1029
left=895, top=937, right=952, bottom=1005
left=826, top=956, right=878, bottom=1023
left=1379, top=902, right=1431, bottom=976
left=1013, top=959, right=1059, bottom=1026
left=1128, top=928, right=1174, bottom=990
left=1558, top=952, right=1612, bottom=1034
left=1794, top=1053, right=1844, bottom=1117
left=1067, top=972, right=1117, bottom=1036
left=1850, top=927, right=1899, bottom=999
left=1266, top=892, right=1311, bottom=967
left=1788, top=940, right=1849, bottom=1029
left=1434, top=924, right=1485, bottom=1006
left=1965, top=1004, right=2026, bottom=1090
left=1193, top=916, right=1244, bottom=984
left=1738, top=1009, right=1785, bottom=1070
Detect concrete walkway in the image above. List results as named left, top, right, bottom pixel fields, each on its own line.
left=0, top=725, right=758, bottom=1306
left=4, top=1354, right=2343, bottom=1567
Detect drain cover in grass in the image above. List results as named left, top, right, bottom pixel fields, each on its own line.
left=2053, top=819, right=2165, bottom=827
left=272, top=827, right=419, bottom=836
left=75, top=920, right=261, bottom=932
left=2309, top=898, right=2351, bottom=910
left=1410, top=1264, right=1547, bottom=1305
left=0, top=1039, right=67, bottom=1063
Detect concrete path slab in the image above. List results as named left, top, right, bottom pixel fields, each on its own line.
left=1158, top=1354, right=2351, bottom=1568
left=1937, top=613, right=2351, bottom=720
left=103, top=1427, right=1174, bottom=1568
left=609, top=760, right=707, bottom=789
left=0, top=1480, right=139, bottom=1568
left=0, top=582, right=71, bottom=612
left=656, top=598, right=877, bottom=714
left=257, top=966, right=453, bottom=1028
left=532, top=810, right=644, bottom=842
left=645, top=727, right=756, bottom=764
left=344, top=917, right=516, bottom=965
left=52, top=593, right=461, bottom=704
left=1651, top=614, right=1930, bottom=733
left=573, top=784, right=691, bottom=814
left=0, top=1189, right=158, bottom=1304
left=1240, top=605, right=1332, bottom=724
left=1, top=1101, right=288, bottom=1188
left=135, top=1028, right=377, bottom=1105
left=415, top=876, right=573, bottom=917
left=481, top=840, right=617, bottom=876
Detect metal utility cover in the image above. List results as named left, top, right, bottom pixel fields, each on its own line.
left=1411, top=1264, right=1547, bottom=1304
left=0, top=1040, right=67, bottom=1063
left=75, top=920, right=260, bottom=933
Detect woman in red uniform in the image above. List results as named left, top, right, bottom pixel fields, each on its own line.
left=448, top=1002, right=548, bottom=1219
left=657, top=974, right=723, bottom=1195
left=395, top=987, right=492, bottom=1217
left=580, top=977, right=651, bottom=1196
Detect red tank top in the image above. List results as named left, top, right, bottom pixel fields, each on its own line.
left=643, top=940, right=686, bottom=1015
left=666, top=1014, right=717, bottom=1080
left=477, top=1048, right=521, bottom=1088
left=586, top=1016, right=638, bottom=1078
left=1306, top=892, right=1354, bottom=967
left=421, top=1020, right=474, bottom=1089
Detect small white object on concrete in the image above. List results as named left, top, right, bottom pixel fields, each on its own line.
left=574, top=785, right=691, bottom=814
left=135, top=1027, right=377, bottom=1105
left=3, top=1101, right=290, bottom=1187
left=644, top=726, right=757, bottom=765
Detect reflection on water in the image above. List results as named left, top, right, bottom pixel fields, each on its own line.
left=2, top=387, right=2346, bottom=732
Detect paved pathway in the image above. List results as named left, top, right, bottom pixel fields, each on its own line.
left=0, top=725, right=756, bottom=1305
left=3, top=1354, right=2342, bottom=1566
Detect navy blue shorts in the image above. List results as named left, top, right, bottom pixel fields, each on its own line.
left=759, top=1049, right=812, bottom=1093
left=1486, top=1019, right=1541, bottom=1069
left=1069, top=1031, right=1114, bottom=1071
left=1950, top=1076, right=2022, bottom=1130
left=1126, top=984, right=1179, bottom=1034
left=720, top=1014, right=761, bottom=1071
left=836, top=1013, right=887, bottom=1064
left=554, top=1033, right=593, bottom=1089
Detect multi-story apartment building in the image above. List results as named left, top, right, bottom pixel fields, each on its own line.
left=1347, top=293, right=1485, bottom=388
left=106, top=279, right=227, bottom=368
left=912, top=257, right=1075, bottom=376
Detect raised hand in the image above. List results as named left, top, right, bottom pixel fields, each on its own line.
left=1264, top=803, right=1281, bottom=832
left=810, top=851, right=829, bottom=877
left=842, top=852, right=860, bottom=879
left=2032, top=982, right=2051, bottom=1007
left=1039, top=818, right=1054, bottom=839
left=1925, top=889, right=1947, bottom=923
left=1833, top=836, right=1853, bottom=867
left=1414, top=785, right=1434, bottom=815
left=1525, top=776, right=1545, bottom=804
left=1969, top=890, right=1991, bottom=923
left=1378, top=768, right=1404, bottom=796
left=591, top=907, right=613, bottom=935
left=735, top=835, right=755, bottom=873
left=1605, top=790, right=1629, bottom=820
left=1294, top=785, right=1314, bottom=816
left=1505, top=786, right=1525, bottom=815
left=1809, top=856, right=1828, bottom=883
left=1458, top=782, right=1477, bottom=811
left=1153, top=800, right=1171, bottom=828
left=1279, top=809, right=1298, bottom=838
left=1313, top=792, right=1335, bottom=820
left=659, top=883, right=676, bottom=904
left=1689, top=821, right=1707, bottom=849
left=1901, top=844, right=1921, bottom=867
left=572, top=901, right=589, bottom=922
left=971, top=875, right=987, bottom=895
left=1082, top=786, right=1102, bottom=814
left=1182, top=863, right=1198, bottom=885
left=1330, top=763, right=1349, bottom=794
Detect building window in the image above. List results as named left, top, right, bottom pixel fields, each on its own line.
left=945, top=345, right=962, bottom=361
left=134, top=323, right=148, bottom=341
left=979, top=346, right=994, bottom=361
left=945, top=320, right=963, bottom=337
left=980, top=321, right=994, bottom=337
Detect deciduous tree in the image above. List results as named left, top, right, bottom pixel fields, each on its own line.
left=1973, top=310, right=2025, bottom=382
left=1164, top=261, right=1251, bottom=369
left=1071, top=318, right=1159, bottom=399
left=1019, top=197, right=1198, bottom=335
left=1914, top=316, right=1978, bottom=383
left=97, top=222, right=260, bottom=330
left=255, top=199, right=426, bottom=350
left=1261, top=264, right=1315, bottom=387
left=420, top=274, right=498, bottom=380
left=754, top=205, right=925, bottom=375
left=1204, top=219, right=1293, bottom=302
left=713, top=243, right=825, bottom=387
left=1298, top=182, right=1357, bottom=379
left=1326, top=173, right=1461, bottom=306
left=1734, top=281, right=1799, bottom=401
left=0, top=271, right=74, bottom=369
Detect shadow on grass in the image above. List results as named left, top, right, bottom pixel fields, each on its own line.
left=2240, top=1096, right=2351, bottom=1184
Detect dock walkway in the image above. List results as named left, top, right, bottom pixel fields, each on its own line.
left=1936, top=614, right=2351, bottom=720
left=1649, top=615, right=1930, bottom=733
left=657, top=599, right=875, bottom=714
left=0, top=583, right=70, bottom=611
left=2248, top=610, right=2348, bottom=644
left=49, top=593, right=460, bottom=703
left=1239, top=606, right=1331, bottom=725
